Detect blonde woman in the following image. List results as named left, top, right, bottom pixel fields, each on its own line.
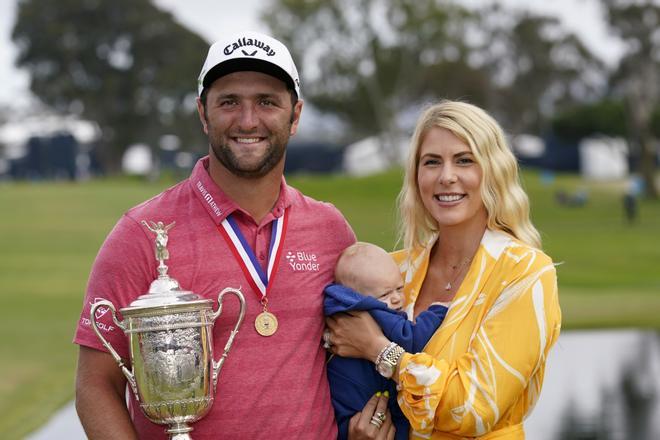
left=331, top=100, right=561, bottom=440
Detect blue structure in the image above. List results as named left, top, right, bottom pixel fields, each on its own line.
left=8, top=132, right=101, bottom=180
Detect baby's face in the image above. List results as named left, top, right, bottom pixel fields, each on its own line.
left=374, top=284, right=404, bottom=312
left=360, top=259, right=404, bottom=311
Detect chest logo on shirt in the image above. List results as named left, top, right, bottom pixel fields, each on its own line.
left=285, top=251, right=320, bottom=272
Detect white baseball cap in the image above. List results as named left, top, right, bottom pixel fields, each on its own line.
left=197, top=31, right=301, bottom=98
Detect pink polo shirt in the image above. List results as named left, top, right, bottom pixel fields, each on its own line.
left=74, top=156, right=355, bottom=439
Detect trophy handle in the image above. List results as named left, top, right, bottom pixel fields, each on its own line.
left=210, top=287, right=246, bottom=393
left=90, top=300, right=139, bottom=401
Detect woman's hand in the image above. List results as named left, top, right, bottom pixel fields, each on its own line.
left=325, top=311, right=390, bottom=361
left=348, top=392, right=395, bottom=440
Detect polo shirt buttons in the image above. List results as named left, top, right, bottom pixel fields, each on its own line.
left=259, top=253, right=266, bottom=260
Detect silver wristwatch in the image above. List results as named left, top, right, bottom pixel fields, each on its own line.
left=375, top=342, right=405, bottom=378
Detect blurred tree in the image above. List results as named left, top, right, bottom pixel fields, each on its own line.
left=12, top=0, right=209, bottom=172
left=552, top=98, right=660, bottom=144
left=261, top=0, right=489, bottom=161
left=475, top=6, right=606, bottom=135
left=651, top=106, right=660, bottom=138
left=551, top=99, right=628, bottom=142
left=601, top=0, right=660, bottom=198
left=262, top=0, right=606, bottom=163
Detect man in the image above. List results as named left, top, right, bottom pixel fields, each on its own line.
left=74, top=31, right=356, bottom=439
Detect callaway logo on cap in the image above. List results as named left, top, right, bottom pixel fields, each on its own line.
left=197, top=31, right=301, bottom=98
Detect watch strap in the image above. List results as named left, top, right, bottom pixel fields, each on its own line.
left=375, top=342, right=405, bottom=377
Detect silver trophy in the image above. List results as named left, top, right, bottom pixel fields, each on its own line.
left=90, top=220, right=246, bottom=439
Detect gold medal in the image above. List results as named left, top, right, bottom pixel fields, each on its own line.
left=255, top=311, right=278, bottom=336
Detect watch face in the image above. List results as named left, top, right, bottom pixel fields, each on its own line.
left=377, top=361, right=394, bottom=378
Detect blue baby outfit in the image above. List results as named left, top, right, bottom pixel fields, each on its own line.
left=324, top=284, right=448, bottom=439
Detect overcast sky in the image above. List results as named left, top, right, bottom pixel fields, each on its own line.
left=0, top=0, right=623, bottom=109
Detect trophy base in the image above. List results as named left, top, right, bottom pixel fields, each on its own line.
left=167, top=422, right=193, bottom=440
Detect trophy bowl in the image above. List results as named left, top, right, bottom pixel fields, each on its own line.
left=90, top=221, right=246, bottom=439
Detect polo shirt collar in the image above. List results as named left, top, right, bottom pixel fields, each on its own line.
left=189, top=156, right=293, bottom=224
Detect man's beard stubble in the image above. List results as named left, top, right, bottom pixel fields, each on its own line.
left=210, top=138, right=286, bottom=179
left=207, top=127, right=290, bottom=179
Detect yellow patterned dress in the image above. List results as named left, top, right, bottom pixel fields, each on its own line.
left=391, top=229, right=561, bottom=439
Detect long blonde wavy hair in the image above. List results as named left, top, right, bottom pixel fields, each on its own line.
left=397, top=100, right=541, bottom=250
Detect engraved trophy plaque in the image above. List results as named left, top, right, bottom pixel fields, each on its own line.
left=91, top=221, right=246, bottom=439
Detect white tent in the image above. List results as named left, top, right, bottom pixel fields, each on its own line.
left=343, top=135, right=409, bottom=176
left=579, top=136, right=628, bottom=180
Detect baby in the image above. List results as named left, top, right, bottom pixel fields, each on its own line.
left=324, top=242, right=448, bottom=440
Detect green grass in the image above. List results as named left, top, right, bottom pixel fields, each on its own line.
left=0, top=179, right=174, bottom=438
left=523, top=174, right=660, bottom=292
left=560, top=287, right=660, bottom=329
left=0, top=169, right=659, bottom=438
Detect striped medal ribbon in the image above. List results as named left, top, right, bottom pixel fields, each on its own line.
left=217, top=210, right=288, bottom=336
